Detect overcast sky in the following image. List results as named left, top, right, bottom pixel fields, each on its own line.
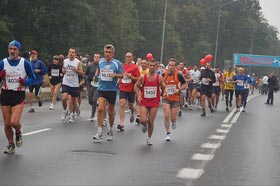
left=259, top=0, right=280, bottom=37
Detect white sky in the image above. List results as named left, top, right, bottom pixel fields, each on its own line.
left=259, top=0, right=280, bottom=37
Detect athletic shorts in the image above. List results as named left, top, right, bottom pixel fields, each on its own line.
left=235, top=90, right=244, bottom=98
left=162, top=99, right=180, bottom=108
left=61, top=84, right=80, bottom=97
left=201, top=85, right=212, bottom=98
left=0, top=89, right=25, bottom=106
left=119, top=91, right=135, bottom=103
left=212, top=86, right=221, bottom=96
left=28, top=84, right=42, bottom=96
left=98, top=91, right=117, bottom=105
left=188, top=83, right=198, bottom=91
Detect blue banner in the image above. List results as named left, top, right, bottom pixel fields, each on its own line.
left=233, top=53, right=280, bottom=68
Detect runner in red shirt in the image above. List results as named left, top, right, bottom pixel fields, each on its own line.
left=134, top=59, right=167, bottom=145
left=117, top=52, right=140, bottom=131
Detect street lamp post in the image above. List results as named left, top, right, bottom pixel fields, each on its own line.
left=214, top=0, right=238, bottom=66
left=160, top=0, right=168, bottom=65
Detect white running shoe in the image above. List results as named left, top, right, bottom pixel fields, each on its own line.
left=172, top=122, right=176, bottom=129
left=61, top=110, right=69, bottom=121
left=69, top=114, right=75, bottom=123
left=102, top=119, right=108, bottom=127
left=146, top=137, right=153, bottom=145
left=107, top=128, right=113, bottom=141
left=165, top=134, right=171, bottom=141
left=93, top=132, right=103, bottom=140
left=49, top=104, right=54, bottom=110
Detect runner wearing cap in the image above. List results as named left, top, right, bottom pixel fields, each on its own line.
left=48, top=55, right=63, bottom=110
left=27, top=50, right=47, bottom=113
left=0, top=40, right=36, bottom=154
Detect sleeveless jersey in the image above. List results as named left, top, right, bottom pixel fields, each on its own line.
left=2, top=58, right=26, bottom=91
left=62, top=58, right=80, bottom=87
left=163, top=70, right=180, bottom=101
left=141, top=74, right=160, bottom=108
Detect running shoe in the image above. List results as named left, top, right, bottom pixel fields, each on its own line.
left=61, top=110, right=69, bottom=121
left=165, top=134, right=171, bottom=141
left=15, top=131, right=23, bottom=147
left=135, top=115, right=140, bottom=125
left=93, top=132, right=103, bottom=140
left=229, top=102, right=232, bottom=107
left=172, top=122, right=176, bottom=129
left=4, top=143, right=15, bottom=154
left=76, top=105, right=80, bottom=116
left=102, top=119, right=108, bottom=127
left=38, top=100, right=43, bottom=107
left=236, top=107, right=240, bottom=112
left=146, top=137, right=153, bottom=145
left=107, top=129, right=113, bottom=141
left=89, top=116, right=94, bottom=121
left=141, top=124, right=147, bottom=133
left=200, top=112, right=206, bottom=117
left=28, top=108, right=35, bottom=113
left=117, top=124, right=124, bottom=132
left=242, top=108, right=246, bottom=112
left=189, top=104, right=192, bottom=110
left=178, top=110, right=182, bottom=117
left=69, top=114, right=75, bottom=123
left=226, top=107, right=229, bottom=112
left=49, top=104, right=54, bottom=110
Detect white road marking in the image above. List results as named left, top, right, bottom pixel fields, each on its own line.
left=191, top=153, right=214, bottom=161
left=208, top=135, right=226, bottom=140
left=221, top=124, right=233, bottom=128
left=200, top=143, right=221, bottom=149
left=216, top=129, right=230, bottom=134
left=231, top=108, right=243, bottom=124
left=86, top=110, right=131, bottom=121
left=23, top=128, right=51, bottom=136
left=177, top=168, right=204, bottom=180
left=223, top=108, right=236, bottom=123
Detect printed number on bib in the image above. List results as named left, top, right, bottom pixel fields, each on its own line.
left=100, top=69, right=113, bottom=81
left=166, top=85, right=176, bottom=95
left=144, top=86, right=157, bottom=98
left=51, top=69, right=59, bottom=77
left=202, top=78, right=209, bottom=85
left=122, top=76, right=132, bottom=84
left=237, top=80, right=244, bottom=86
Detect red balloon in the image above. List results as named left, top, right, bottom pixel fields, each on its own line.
left=200, top=59, right=206, bottom=65
left=146, top=53, right=153, bottom=60
left=205, top=54, right=213, bottom=62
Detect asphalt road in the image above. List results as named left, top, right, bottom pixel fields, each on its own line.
left=0, top=91, right=279, bottom=185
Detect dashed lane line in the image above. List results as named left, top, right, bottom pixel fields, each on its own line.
left=23, top=128, right=51, bottom=136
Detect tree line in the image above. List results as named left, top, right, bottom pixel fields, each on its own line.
left=0, top=0, right=279, bottom=70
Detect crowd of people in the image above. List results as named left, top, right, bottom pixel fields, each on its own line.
left=0, top=40, right=279, bottom=154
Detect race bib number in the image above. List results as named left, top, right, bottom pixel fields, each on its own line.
left=7, top=77, right=20, bottom=88
left=237, top=80, right=244, bottom=86
left=100, top=69, right=113, bottom=81
left=121, top=76, right=132, bottom=84
left=66, top=71, right=75, bottom=80
left=226, top=77, right=232, bottom=83
left=51, top=69, right=59, bottom=77
left=144, top=86, right=157, bottom=98
left=202, top=78, right=209, bottom=85
left=166, top=85, right=176, bottom=95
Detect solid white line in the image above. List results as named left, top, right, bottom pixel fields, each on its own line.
left=177, top=168, right=204, bottom=180
left=216, top=129, right=230, bottom=134
left=191, top=153, right=214, bottom=161
left=200, top=143, right=221, bottom=149
left=223, top=108, right=236, bottom=123
left=208, top=135, right=226, bottom=140
left=231, top=107, right=243, bottom=124
left=23, top=128, right=51, bottom=136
